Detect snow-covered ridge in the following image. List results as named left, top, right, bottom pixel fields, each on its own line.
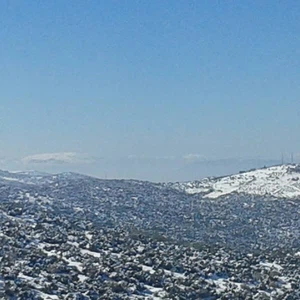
left=2, top=164, right=300, bottom=200
left=0, top=169, right=88, bottom=185
left=171, top=164, right=300, bottom=199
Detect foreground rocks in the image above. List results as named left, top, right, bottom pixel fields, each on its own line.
left=0, top=171, right=299, bottom=299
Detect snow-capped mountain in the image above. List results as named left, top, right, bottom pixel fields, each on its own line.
left=170, top=164, right=300, bottom=199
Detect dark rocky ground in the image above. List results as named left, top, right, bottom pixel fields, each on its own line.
left=0, top=171, right=299, bottom=299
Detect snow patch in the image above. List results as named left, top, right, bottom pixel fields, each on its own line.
left=173, top=165, right=300, bottom=199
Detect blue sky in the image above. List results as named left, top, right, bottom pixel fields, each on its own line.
left=1, top=1, right=300, bottom=181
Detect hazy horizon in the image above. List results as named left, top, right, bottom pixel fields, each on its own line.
left=0, top=153, right=295, bottom=182
left=1, top=1, right=300, bottom=181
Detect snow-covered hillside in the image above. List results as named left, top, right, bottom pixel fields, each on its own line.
left=171, top=164, right=300, bottom=199
left=0, top=167, right=299, bottom=298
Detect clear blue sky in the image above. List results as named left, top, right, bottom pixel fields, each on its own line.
left=1, top=1, right=300, bottom=181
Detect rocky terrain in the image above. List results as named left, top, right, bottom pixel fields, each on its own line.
left=0, top=166, right=299, bottom=299
left=170, top=164, right=300, bottom=199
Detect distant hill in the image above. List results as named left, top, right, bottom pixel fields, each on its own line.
left=169, top=164, right=300, bottom=199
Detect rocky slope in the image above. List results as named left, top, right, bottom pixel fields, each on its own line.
left=170, top=164, right=300, bottom=199
left=0, top=168, right=299, bottom=299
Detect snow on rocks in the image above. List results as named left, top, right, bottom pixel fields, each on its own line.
left=0, top=168, right=299, bottom=298
left=170, top=164, right=300, bottom=199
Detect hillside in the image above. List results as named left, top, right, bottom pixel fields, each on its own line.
left=170, top=164, right=300, bottom=199
left=0, top=169, right=299, bottom=298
